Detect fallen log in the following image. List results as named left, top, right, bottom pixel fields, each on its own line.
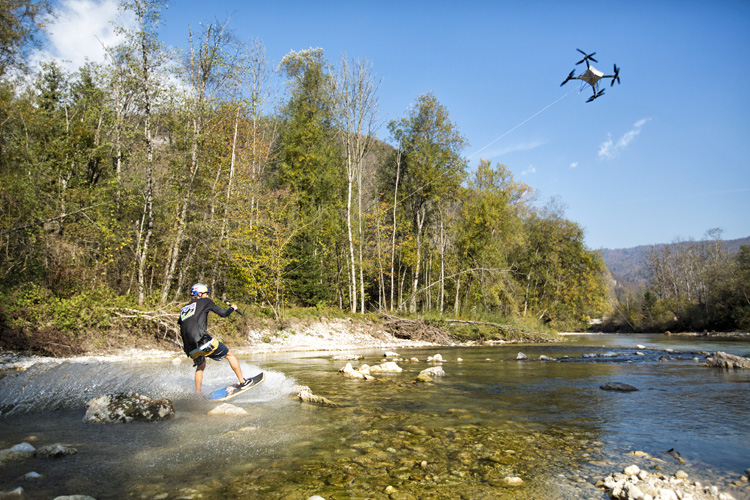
left=379, top=314, right=454, bottom=345
left=446, top=319, right=513, bottom=329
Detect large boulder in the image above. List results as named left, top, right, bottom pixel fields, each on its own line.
left=84, top=393, right=174, bottom=423
left=704, top=351, right=750, bottom=369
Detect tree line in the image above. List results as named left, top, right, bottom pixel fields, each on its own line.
left=1, top=0, right=609, bottom=340
left=607, top=231, right=750, bottom=332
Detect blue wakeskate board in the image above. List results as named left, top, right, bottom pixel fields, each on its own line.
left=208, top=372, right=265, bottom=401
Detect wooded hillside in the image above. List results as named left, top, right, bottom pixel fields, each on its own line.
left=0, top=1, right=670, bottom=352
left=600, top=235, right=750, bottom=332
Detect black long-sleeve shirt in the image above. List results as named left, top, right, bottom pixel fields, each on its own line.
left=177, top=297, right=234, bottom=355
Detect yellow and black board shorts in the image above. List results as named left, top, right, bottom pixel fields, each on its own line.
left=188, top=339, right=229, bottom=361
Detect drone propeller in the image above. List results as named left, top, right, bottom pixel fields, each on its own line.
left=610, top=64, right=621, bottom=86
left=560, top=69, right=576, bottom=87
left=576, top=48, right=597, bottom=65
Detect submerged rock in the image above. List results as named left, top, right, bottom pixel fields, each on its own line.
left=208, top=403, right=248, bottom=416
left=0, top=487, right=24, bottom=498
left=599, top=382, right=638, bottom=392
left=84, top=393, right=174, bottom=423
left=36, top=444, right=77, bottom=458
left=297, top=386, right=340, bottom=407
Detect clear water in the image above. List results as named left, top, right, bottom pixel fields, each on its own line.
left=0, top=334, right=748, bottom=499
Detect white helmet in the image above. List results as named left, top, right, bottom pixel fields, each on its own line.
left=190, top=283, right=209, bottom=296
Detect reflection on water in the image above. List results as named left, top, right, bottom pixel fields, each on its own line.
left=0, top=334, right=748, bottom=499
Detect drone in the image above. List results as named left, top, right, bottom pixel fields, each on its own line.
left=561, top=49, right=621, bottom=102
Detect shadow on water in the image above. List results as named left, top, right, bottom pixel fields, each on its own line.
left=1, top=335, right=749, bottom=499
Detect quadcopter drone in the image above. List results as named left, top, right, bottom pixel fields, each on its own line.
left=561, top=49, right=621, bottom=102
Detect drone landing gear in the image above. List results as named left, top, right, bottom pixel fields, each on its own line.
left=586, top=89, right=606, bottom=103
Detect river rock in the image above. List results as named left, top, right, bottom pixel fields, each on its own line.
left=341, top=362, right=378, bottom=379
left=420, top=366, right=445, bottom=378
left=427, top=353, right=443, bottom=362
left=208, top=403, right=248, bottom=416
left=36, top=444, right=77, bottom=458
left=297, top=387, right=340, bottom=407
left=338, top=362, right=368, bottom=379
left=332, top=354, right=363, bottom=361
left=0, top=488, right=23, bottom=498
left=84, top=393, right=174, bottom=423
left=600, top=382, right=638, bottom=392
left=623, top=465, right=640, bottom=475
left=369, top=361, right=402, bottom=373
left=0, top=443, right=35, bottom=462
left=53, top=496, right=97, bottom=500
left=704, top=351, right=750, bottom=369
left=516, top=352, right=528, bottom=360
left=498, top=476, right=524, bottom=487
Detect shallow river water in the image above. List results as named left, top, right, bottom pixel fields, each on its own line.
left=1, top=334, right=749, bottom=499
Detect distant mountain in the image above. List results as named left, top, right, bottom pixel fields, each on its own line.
left=599, top=236, right=750, bottom=289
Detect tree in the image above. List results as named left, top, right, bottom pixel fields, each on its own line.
left=275, top=48, right=344, bottom=306
left=332, top=54, right=380, bottom=312
left=160, top=19, right=240, bottom=303
left=116, top=0, right=169, bottom=304
left=515, top=200, right=609, bottom=326
left=0, top=0, right=51, bottom=76
left=454, top=161, right=527, bottom=315
left=387, top=92, right=467, bottom=312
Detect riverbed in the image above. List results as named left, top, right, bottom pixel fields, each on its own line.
left=1, top=334, right=748, bottom=499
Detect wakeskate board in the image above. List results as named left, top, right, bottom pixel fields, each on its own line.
left=208, top=372, right=265, bottom=401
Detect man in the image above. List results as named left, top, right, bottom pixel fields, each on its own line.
left=178, top=283, right=247, bottom=394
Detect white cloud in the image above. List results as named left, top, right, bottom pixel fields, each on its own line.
left=598, top=118, right=650, bottom=160
left=570, top=162, right=578, bottom=168
left=32, top=0, right=130, bottom=71
left=521, top=165, right=536, bottom=176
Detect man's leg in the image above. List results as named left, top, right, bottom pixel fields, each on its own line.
left=195, top=360, right=206, bottom=394
left=225, top=350, right=245, bottom=384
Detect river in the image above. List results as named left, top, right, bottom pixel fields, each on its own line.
left=1, top=334, right=748, bottom=499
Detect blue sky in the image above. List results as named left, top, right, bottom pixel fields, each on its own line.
left=39, top=0, right=750, bottom=249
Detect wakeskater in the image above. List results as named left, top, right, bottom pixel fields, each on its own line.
left=178, top=283, right=264, bottom=398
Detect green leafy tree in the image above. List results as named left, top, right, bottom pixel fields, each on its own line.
left=387, top=92, right=467, bottom=312
left=515, top=201, right=609, bottom=327
left=454, top=161, right=527, bottom=315
left=0, top=0, right=51, bottom=76
left=275, top=48, right=344, bottom=306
